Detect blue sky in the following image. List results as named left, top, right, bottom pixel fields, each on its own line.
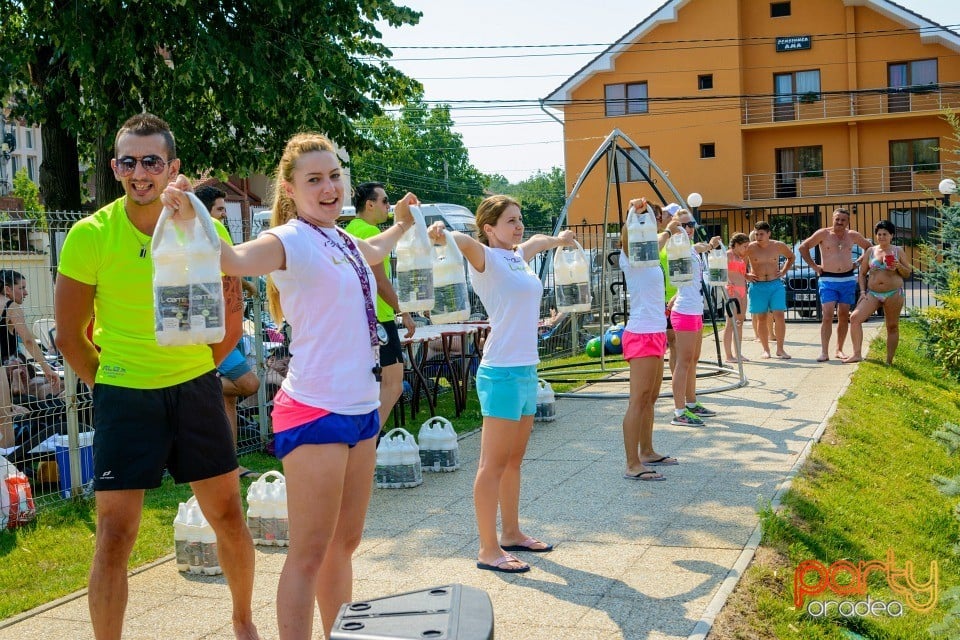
left=379, top=0, right=958, bottom=181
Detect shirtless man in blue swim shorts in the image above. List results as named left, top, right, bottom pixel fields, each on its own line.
left=798, top=208, right=872, bottom=362
left=744, top=221, right=795, bottom=359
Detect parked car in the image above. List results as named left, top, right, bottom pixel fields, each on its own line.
left=417, top=203, right=478, bottom=237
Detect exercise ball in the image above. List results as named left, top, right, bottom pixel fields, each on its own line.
left=604, top=325, right=625, bottom=355
left=585, top=337, right=603, bottom=358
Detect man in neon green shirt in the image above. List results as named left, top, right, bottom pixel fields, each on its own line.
left=345, top=182, right=416, bottom=429
left=54, top=114, right=260, bottom=640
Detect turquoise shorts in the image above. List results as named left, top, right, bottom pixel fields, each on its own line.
left=476, top=364, right=538, bottom=421
left=748, top=279, right=787, bottom=314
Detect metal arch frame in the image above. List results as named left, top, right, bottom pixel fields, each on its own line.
left=540, top=129, right=748, bottom=399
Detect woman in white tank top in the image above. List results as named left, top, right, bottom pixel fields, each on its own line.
left=163, top=133, right=419, bottom=640
left=428, top=195, right=576, bottom=574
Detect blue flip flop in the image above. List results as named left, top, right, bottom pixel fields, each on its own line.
left=501, top=537, right=554, bottom=553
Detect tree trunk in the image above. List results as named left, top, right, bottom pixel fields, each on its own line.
left=95, top=135, right=123, bottom=209
left=38, top=105, right=82, bottom=212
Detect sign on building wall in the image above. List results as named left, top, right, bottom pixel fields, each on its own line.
left=776, top=36, right=812, bottom=52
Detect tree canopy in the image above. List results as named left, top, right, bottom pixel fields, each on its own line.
left=0, top=0, right=423, bottom=209
left=349, top=98, right=487, bottom=210
left=487, top=167, right=567, bottom=230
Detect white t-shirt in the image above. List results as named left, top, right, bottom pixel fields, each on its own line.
left=673, top=244, right=705, bottom=316
left=267, top=220, right=379, bottom=414
left=619, top=251, right=666, bottom=334
left=469, top=245, right=543, bottom=367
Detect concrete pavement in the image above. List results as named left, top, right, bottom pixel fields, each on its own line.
left=0, top=320, right=882, bottom=640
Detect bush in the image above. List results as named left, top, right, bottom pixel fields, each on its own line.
left=11, top=167, right=46, bottom=230
left=918, top=273, right=960, bottom=381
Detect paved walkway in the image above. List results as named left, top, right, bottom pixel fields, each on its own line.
left=0, top=321, right=881, bottom=640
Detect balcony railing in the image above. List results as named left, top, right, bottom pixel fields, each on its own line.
left=743, top=165, right=948, bottom=201
left=741, top=85, right=960, bottom=125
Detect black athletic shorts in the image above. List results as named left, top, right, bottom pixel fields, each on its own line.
left=91, top=370, right=237, bottom=490
left=379, top=319, right=403, bottom=367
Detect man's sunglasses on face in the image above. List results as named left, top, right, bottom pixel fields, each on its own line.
left=115, top=155, right=168, bottom=177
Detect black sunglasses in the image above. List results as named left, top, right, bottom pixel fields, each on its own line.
left=681, top=221, right=698, bottom=229
left=115, top=155, right=168, bottom=177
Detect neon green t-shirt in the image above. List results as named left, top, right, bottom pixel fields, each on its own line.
left=58, top=197, right=233, bottom=389
left=659, top=247, right=677, bottom=303
left=344, top=217, right=395, bottom=322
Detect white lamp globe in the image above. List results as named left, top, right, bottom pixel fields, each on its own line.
left=939, top=178, right=957, bottom=195
left=687, top=192, right=703, bottom=208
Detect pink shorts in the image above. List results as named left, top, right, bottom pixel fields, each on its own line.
left=670, top=311, right=704, bottom=333
left=726, top=284, right=747, bottom=300
left=622, top=331, right=667, bottom=360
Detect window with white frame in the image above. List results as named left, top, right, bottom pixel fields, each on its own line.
left=605, top=82, right=648, bottom=117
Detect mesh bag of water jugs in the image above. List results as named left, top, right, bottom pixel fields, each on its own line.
left=534, top=379, right=556, bottom=423
left=172, top=495, right=222, bottom=575
left=395, top=205, right=434, bottom=313
left=418, top=416, right=460, bottom=473
left=152, top=191, right=225, bottom=346
left=376, top=428, right=423, bottom=488
left=626, top=204, right=661, bottom=268
left=431, top=230, right=470, bottom=324
left=707, top=242, right=728, bottom=287
left=666, top=230, right=695, bottom=286
left=245, top=471, right=288, bottom=547
left=554, top=240, right=592, bottom=313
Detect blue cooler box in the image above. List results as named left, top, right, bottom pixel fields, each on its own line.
left=52, top=433, right=94, bottom=498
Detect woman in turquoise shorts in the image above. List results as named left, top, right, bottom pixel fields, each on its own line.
left=843, top=220, right=912, bottom=365
left=429, top=195, right=576, bottom=574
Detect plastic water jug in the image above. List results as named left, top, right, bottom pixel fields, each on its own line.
left=185, top=501, right=205, bottom=574
left=554, top=240, right=592, bottom=313
left=707, top=243, right=728, bottom=286
left=245, top=478, right=266, bottom=545
left=418, top=416, right=459, bottom=472
left=666, top=232, right=695, bottom=286
left=198, top=512, right=221, bottom=575
left=626, top=205, right=660, bottom=268
left=152, top=191, right=225, bottom=345
left=535, top=379, right=556, bottom=422
left=376, top=428, right=422, bottom=488
left=173, top=501, right=191, bottom=572
left=395, top=205, right=434, bottom=313
left=431, top=230, right=470, bottom=323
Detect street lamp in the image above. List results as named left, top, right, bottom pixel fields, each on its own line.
left=939, top=178, right=957, bottom=206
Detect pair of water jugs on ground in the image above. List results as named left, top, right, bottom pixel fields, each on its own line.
left=246, top=471, right=289, bottom=547
left=396, top=206, right=471, bottom=323
left=173, top=495, right=222, bottom=575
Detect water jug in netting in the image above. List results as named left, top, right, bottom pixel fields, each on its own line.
left=666, top=232, right=695, bottom=286
left=431, top=230, right=470, bottom=324
left=395, top=205, right=435, bottom=313
left=152, top=191, right=225, bottom=345
left=554, top=240, right=592, bottom=313
left=626, top=205, right=660, bottom=268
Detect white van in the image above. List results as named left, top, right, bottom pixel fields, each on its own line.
left=418, top=203, right=478, bottom=237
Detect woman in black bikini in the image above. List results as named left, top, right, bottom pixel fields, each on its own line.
left=843, top=221, right=912, bottom=365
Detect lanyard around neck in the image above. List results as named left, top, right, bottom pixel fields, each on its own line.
left=296, top=217, right=382, bottom=379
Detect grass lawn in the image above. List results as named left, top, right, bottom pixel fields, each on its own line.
left=0, top=389, right=482, bottom=621
left=709, top=321, right=960, bottom=639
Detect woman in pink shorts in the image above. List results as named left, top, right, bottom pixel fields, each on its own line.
left=667, top=209, right=723, bottom=427
left=723, top=233, right=750, bottom=363
left=619, top=198, right=681, bottom=480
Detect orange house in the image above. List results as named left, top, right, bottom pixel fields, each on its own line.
left=543, top=0, right=960, bottom=230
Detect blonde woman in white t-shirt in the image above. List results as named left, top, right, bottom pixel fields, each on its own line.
left=428, top=194, right=575, bottom=574
left=162, top=133, right=419, bottom=640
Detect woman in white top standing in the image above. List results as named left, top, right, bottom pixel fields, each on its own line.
left=667, top=209, right=722, bottom=427
left=162, top=133, right=419, bottom=640
left=428, top=195, right=575, bottom=574
left=619, top=198, right=681, bottom=480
